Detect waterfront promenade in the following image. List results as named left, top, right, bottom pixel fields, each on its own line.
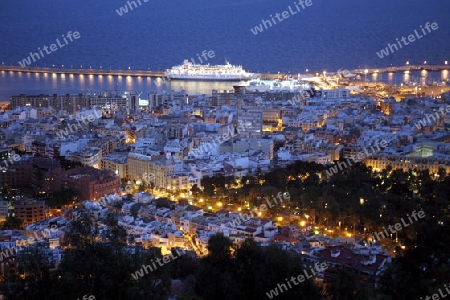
left=0, top=65, right=165, bottom=77
left=352, top=64, right=449, bottom=75
left=0, top=64, right=448, bottom=79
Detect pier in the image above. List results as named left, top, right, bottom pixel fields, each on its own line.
left=0, top=64, right=448, bottom=79
left=0, top=65, right=165, bottom=77
left=351, top=64, right=449, bottom=75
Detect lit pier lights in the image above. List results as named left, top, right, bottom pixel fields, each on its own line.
left=406, top=61, right=409, bottom=65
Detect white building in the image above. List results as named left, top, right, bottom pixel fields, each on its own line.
left=320, top=87, right=350, bottom=99
left=69, top=147, right=102, bottom=168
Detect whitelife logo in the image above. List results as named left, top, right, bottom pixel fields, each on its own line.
left=265, top=262, right=328, bottom=298
left=414, top=104, right=450, bottom=130
left=55, top=109, right=102, bottom=139
left=18, top=31, right=81, bottom=67
left=227, top=192, right=290, bottom=228
left=188, top=50, right=215, bottom=65
left=0, top=154, right=22, bottom=172
left=420, top=284, right=450, bottom=300
left=131, top=248, right=186, bottom=280
left=116, top=0, right=149, bottom=16
left=376, top=22, right=438, bottom=58
left=368, top=210, right=425, bottom=243
left=0, top=225, right=58, bottom=262
left=189, top=120, right=253, bottom=158
left=325, top=139, right=389, bottom=177
left=287, top=87, right=315, bottom=106
left=250, top=0, right=313, bottom=35
left=77, top=296, right=95, bottom=300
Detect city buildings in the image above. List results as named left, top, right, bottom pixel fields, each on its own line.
left=14, top=199, right=47, bottom=226
left=2, top=84, right=450, bottom=198
left=0, top=75, right=449, bottom=298
left=58, top=167, right=120, bottom=201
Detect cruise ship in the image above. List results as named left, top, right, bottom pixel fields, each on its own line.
left=165, top=59, right=256, bottom=81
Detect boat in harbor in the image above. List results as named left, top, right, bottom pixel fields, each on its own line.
left=165, top=59, right=257, bottom=81
left=237, top=78, right=312, bottom=92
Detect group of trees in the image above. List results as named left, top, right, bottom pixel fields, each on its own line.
left=0, top=159, right=449, bottom=299
left=1, top=226, right=322, bottom=300
left=0, top=210, right=175, bottom=300
left=201, top=161, right=449, bottom=243
left=193, top=209, right=449, bottom=299
left=6, top=226, right=448, bottom=299
left=194, top=234, right=321, bottom=300
left=199, top=161, right=450, bottom=298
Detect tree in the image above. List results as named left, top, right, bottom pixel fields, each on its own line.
left=49, top=244, right=171, bottom=300
left=196, top=234, right=321, bottom=300
left=2, top=216, right=23, bottom=229
left=4, top=245, right=54, bottom=300
left=103, top=211, right=127, bottom=246
left=327, top=269, right=364, bottom=300
left=62, top=209, right=95, bottom=248
left=130, top=203, right=141, bottom=218
left=47, top=186, right=78, bottom=208
left=379, top=206, right=450, bottom=298
left=195, top=233, right=239, bottom=300
left=170, top=250, right=200, bottom=280
left=191, top=184, right=201, bottom=197
left=54, top=156, right=83, bottom=170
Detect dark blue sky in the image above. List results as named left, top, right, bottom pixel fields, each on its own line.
left=0, top=0, right=449, bottom=72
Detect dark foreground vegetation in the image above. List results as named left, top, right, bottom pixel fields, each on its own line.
left=0, top=161, right=449, bottom=299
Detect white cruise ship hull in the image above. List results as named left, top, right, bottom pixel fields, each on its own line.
left=167, top=74, right=255, bottom=81
left=165, top=59, right=257, bottom=81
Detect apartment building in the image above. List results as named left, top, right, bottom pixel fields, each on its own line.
left=365, top=154, right=450, bottom=174
left=126, top=153, right=177, bottom=189
left=14, top=199, right=47, bottom=226
left=58, top=167, right=120, bottom=201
